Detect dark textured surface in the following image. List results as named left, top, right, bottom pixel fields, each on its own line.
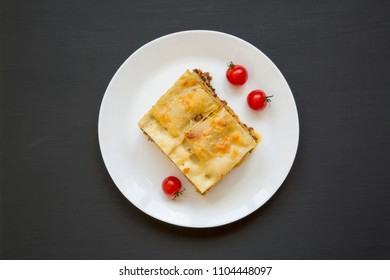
left=1, top=0, right=389, bottom=259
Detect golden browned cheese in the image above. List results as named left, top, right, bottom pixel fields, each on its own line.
left=138, top=70, right=260, bottom=194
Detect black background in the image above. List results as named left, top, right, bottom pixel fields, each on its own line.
left=1, top=0, right=389, bottom=259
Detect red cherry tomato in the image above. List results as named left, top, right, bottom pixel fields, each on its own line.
left=162, top=176, right=183, bottom=198
left=247, top=90, right=273, bottom=110
left=226, top=62, right=248, bottom=85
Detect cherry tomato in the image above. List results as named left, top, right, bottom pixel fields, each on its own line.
left=226, top=62, right=248, bottom=85
left=247, top=90, right=273, bottom=110
left=162, top=176, right=183, bottom=199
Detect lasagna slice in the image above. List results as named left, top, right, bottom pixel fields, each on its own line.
left=138, top=69, right=260, bottom=194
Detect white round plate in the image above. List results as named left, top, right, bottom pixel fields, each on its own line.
left=98, top=30, right=299, bottom=228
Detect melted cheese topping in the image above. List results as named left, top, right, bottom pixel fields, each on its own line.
left=182, top=107, right=257, bottom=193
left=150, top=71, right=218, bottom=137
left=138, top=70, right=259, bottom=194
